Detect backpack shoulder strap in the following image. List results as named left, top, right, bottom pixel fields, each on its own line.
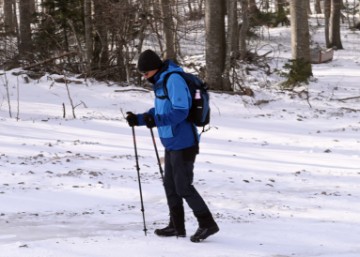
left=161, top=71, right=185, bottom=99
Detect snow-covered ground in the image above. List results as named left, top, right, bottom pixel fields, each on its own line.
left=1, top=22, right=360, bottom=257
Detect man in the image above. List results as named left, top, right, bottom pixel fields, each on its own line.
left=126, top=49, right=219, bottom=243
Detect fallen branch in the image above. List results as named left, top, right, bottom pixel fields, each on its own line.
left=340, top=107, right=360, bottom=112
left=23, top=51, right=77, bottom=70
left=332, top=95, right=360, bottom=102
left=114, top=88, right=151, bottom=93
left=54, top=77, right=82, bottom=84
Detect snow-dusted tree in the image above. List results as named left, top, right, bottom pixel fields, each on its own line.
left=205, top=0, right=226, bottom=90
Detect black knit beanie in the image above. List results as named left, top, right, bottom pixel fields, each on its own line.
left=137, top=49, right=163, bottom=72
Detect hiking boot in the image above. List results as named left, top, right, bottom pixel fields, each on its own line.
left=191, top=211, right=219, bottom=242
left=154, top=224, right=186, bottom=237
left=190, top=224, right=219, bottom=242
left=155, top=206, right=186, bottom=237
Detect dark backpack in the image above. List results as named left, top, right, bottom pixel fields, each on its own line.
left=161, top=71, right=210, bottom=127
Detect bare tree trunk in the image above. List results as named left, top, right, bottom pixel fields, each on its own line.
left=289, top=0, right=312, bottom=85
left=290, top=0, right=311, bottom=61
left=64, top=77, right=76, bottom=119
left=275, top=0, right=287, bottom=12
left=330, top=0, right=344, bottom=49
left=198, top=0, right=204, bottom=14
left=205, top=0, right=226, bottom=91
left=324, top=0, right=331, bottom=47
left=239, top=0, right=249, bottom=60
left=227, top=0, right=239, bottom=59
left=187, top=0, right=193, bottom=17
left=84, top=0, right=93, bottom=74
left=248, top=0, right=259, bottom=14
left=19, top=0, right=33, bottom=59
left=223, top=0, right=239, bottom=91
left=93, top=0, right=109, bottom=70
left=172, top=1, right=182, bottom=57
left=248, top=0, right=260, bottom=26
left=16, top=76, right=20, bottom=121
left=160, top=0, right=176, bottom=60
left=306, top=0, right=312, bottom=14
left=116, top=41, right=127, bottom=82
left=315, top=0, right=322, bottom=14
left=29, top=0, right=35, bottom=14
left=4, top=0, right=16, bottom=34
left=264, top=0, right=270, bottom=10
left=149, top=1, right=164, bottom=54
left=135, top=1, right=150, bottom=54
left=3, top=73, right=12, bottom=118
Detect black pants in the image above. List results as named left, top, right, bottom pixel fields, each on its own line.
left=164, top=146, right=209, bottom=215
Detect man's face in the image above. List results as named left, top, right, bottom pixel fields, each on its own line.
left=141, top=69, right=158, bottom=79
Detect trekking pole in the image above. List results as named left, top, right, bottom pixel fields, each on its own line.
left=150, top=128, right=164, bottom=182
left=131, top=126, right=147, bottom=236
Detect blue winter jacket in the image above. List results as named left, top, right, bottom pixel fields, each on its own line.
left=137, top=60, right=199, bottom=151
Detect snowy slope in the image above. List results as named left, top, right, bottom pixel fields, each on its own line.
left=1, top=26, right=360, bottom=257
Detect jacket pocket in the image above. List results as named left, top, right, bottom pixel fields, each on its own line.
left=158, top=125, right=173, bottom=139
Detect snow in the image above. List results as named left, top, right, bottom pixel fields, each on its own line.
left=1, top=23, right=360, bottom=257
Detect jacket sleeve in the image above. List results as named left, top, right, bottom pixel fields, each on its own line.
left=154, top=73, right=190, bottom=127
left=136, top=108, right=156, bottom=126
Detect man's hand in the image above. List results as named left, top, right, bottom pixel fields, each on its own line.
left=143, top=113, right=156, bottom=128
left=126, top=112, right=138, bottom=127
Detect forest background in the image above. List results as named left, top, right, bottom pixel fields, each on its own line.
left=1, top=0, right=359, bottom=92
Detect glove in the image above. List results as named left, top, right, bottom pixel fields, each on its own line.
left=126, top=112, right=138, bottom=127
left=143, top=113, right=156, bottom=128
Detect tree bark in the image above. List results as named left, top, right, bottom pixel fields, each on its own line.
left=160, top=0, right=176, bottom=60
left=93, top=0, right=109, bottom=70
left=306, top=0, right=312, bottom=14
left=19, top=0, right=33, bottom=58
left=248, top=0, right=259, bottom=14
left=329, top=0, right=344, bottom=49
left=84, top=0, right=93, bottom=74
left=290, top=0, right=311, bottom=62
left=4, top=0, right=16, bottom=34
left=324, top=0, right=331, bottom=47
left=239, top=0, right=249, bottom=60
left=315, top=0, right=322, bottom=14
left=223, top=0, right=239, bottom=91
left=205, top=0, right=226, bottom=91
left=289, top=0, right=312, bottom=84
left=29, top=0, right=35, bottom=14
left=275, top=0, right=287, bottom=13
